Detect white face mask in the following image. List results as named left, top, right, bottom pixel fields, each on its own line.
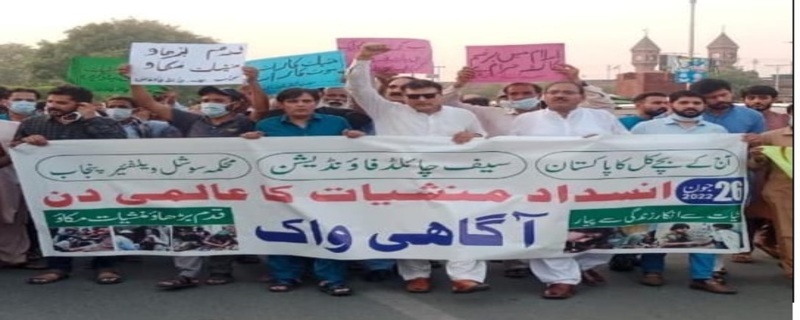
left=508, top=97, right=542, bottom=111
left=200, top=102, right=229, bottom=118
left=106, top=108, right=133, bottom=121
left=9, top=101, right=37, bottom=116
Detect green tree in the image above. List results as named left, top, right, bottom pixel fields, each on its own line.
left=709, top=67, right=763, bottom=97
left=30, top=18, right=216, bottom=82
left=0, top=43, right=36, bottom=86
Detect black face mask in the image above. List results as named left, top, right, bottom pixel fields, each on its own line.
left=644, top=108, right=668, bottom=117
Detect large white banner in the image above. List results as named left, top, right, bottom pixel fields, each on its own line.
left=9, top=135, right=749, bottom=259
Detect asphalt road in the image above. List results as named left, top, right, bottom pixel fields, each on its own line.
left=0, top=252, right=792, bottom=320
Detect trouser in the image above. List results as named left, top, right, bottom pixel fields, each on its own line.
left=363, top=259, right=395, bottom=271
left=529, top=254, right=610, bottom=285
left=48, top=256, right=115, bottom=273
left=640, top=253, right=716, bottom=280
left=173, top=255, right=236, bottom=278
left=269, top=255, right=347, bottom=285
left=397, top=260, right=486, bottom=282
left=764, top=188, right=793, bottom=277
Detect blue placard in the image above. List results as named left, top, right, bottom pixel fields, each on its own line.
left=246, top=51, right=346, bottom=95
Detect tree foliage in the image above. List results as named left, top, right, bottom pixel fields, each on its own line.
left=29, top=18, right=216, bottom=82
left=0, top=43, right=36, bottom=86
left=710, top=67, right=763, bottom=96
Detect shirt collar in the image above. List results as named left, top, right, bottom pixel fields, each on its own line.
left=280, top=113, right=322, bottom=123
left=663, top=117, right=706, bottom=126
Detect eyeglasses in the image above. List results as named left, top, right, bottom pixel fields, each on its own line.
left=106, top=105, right=132, bottom=109
left=545, top=90, right=580, bottom=95
left=405, top=93, right=438, bottom=100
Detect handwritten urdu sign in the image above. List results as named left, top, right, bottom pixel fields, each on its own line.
left=246, top=51, right=346, bottom=95
left=129, top=43, right=247, bottom=85
left=10, top=135, right=748, bottom=259
left=466, top=43, right=567, bottom=82
left=337, top=38, right=434, bottom=73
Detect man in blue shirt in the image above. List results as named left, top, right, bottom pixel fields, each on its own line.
left=689, top=79, right=766, bottom=266
left=689, top=79, right=765, bottom=134
left=242, top=88, right=363, bottom=297
left=619, top=92, right=669, bottom=130
left=631, top=90, right=736, bottom=294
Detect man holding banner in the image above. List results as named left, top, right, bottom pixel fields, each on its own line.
left=14, top=85, right=128, bottom=285
left=510, top=80, right=628, bottom=299
left=631, top=90, right=737, bottom=294
left=346, top=43, right=490, bottom=294
left=748, top=104, right=793, bottom=279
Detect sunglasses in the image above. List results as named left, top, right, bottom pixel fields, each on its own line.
left=405, top=93, right=438, bottom=100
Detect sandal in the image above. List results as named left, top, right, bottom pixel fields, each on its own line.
left=268, top=279, right=300, bottom=293
left=156, top=276, right=199, bottom=290
left=318, top=281, right=353, bottom=296
left=205, top=273, right=234, bottom=285
left=28, top=271, right=70, bottom=285
left=731, top=254, right=754, bottom=263
left=96, top=271, right=123, bottom=285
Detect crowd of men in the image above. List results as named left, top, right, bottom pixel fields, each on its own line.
left=0, top=43, right=792, bottom=299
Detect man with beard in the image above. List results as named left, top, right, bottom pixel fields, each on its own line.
left=631, top=91, right=733, bottom=294
left=320, top=87, right=350, bottom=108
left=739, top=85, right=787, bottom=260
left=690, top=79, right=766, bottom=265
left=742, top=85, right=788, bottom=131
left=689, top=79, right=765, bottom=134
left=619, top=92, right=670, bottom=130
left=12, top=85, right=127, bottom=285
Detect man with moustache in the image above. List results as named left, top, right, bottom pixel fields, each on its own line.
left=619, top=92, right=670, bottom=130
left=13, top=85, right=127, bottom=285
left=689, top=79, right=765, bottom=266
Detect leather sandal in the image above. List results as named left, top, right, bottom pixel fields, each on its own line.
left=451, top=280, right=490, bottom=294
left=405, top=277, right=431, bottom=293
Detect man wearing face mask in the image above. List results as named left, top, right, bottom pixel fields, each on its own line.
left=630, top=90, right=735, bottom=294
left=122, top=64, right=265, bottom=290
left=0, top=88, right=42, bottom=269
left=11, top=85, right=127, bottom=285
left=4, top=89, right=41, bottom=122
left=619, top=92, right=669, bottom=130
left=105, top=96, right=182, bottom=138
left=442, top=65, right=616, bottom=138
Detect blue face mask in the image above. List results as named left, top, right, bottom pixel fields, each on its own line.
left=200, top=103, right=229, bottom=118
left=10, top=101, right=37, bottom=116
left=508, top=97, right=542, bottom=111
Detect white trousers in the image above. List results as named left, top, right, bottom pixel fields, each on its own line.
left=529, top=254, right=611, bottom=285
left=397, top=260, right=487, bottom=282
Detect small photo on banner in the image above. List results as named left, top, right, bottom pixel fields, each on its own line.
left=466, top=43, right=568, bottom=83
left=336, top=38, right=433, bottom=74
left=246, top=51, right=346, bottom=95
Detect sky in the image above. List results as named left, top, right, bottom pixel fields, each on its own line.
left=3, top=0, right=795, bottom=81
